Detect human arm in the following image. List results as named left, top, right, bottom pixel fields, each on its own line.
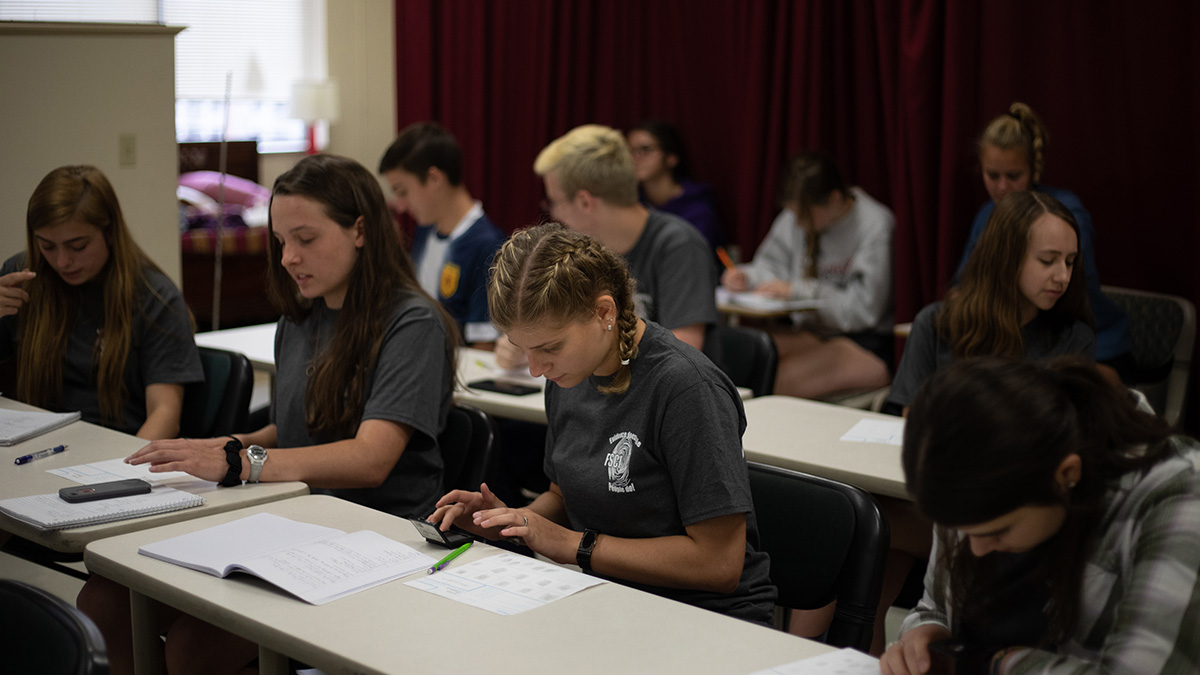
left=884, top=303, right=942, bottom=411
left=134, top=382, right=184, bottom=440
left=126, top=417, right=414, bottom=487
left=493, top=333, right=529, bottom=370
left=882, top=532, right=955, bottom=674
left=671, top=323, right=706, bottom=351
left=739, top=210, right=799, bottom=289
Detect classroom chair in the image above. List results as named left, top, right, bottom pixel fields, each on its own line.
left=705, top=324, right=778, bottom=398
left=1101, top=286, right=1196, bottom=426
left=0, top=579, right=109, bottom=675
left=180, top=346, right=255, bottom=438
left=746, top=462, right=889, bottom=652
left=439, top=403, right=496, bottom=493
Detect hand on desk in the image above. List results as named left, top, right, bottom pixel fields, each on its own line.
left=0, top=269, right=35, bottom=318
left=430, top=482, right=508, bottom=537
left=493, top=334, right=529, bottom=371
left=126, top=436, right=230, bottom=482
left=752, top=279, right=792, bottom=299
left=720, top=267, right=749, bottom=291
left=879, top=622, right=951, bottom=675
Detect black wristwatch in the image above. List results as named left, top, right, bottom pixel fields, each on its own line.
left=577, top=529, right=599, bottom=572
left=219, top=437, right=243, bottom=487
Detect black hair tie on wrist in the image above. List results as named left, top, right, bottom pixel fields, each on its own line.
left=219, top=437, right=243, bottom=487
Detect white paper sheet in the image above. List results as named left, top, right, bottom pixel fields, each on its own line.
left=47, top=457, right=192, bottom=485
left=748, top=647, right=879, bottom=675
left=839, top=418, right=905, bottom=446
left=406, top=552, right=604, bottom=615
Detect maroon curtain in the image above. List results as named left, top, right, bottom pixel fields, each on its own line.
left=393, top=0, right=1200, bottom=418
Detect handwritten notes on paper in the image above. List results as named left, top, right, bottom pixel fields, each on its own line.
left=407, top=552, right=604, bottom=615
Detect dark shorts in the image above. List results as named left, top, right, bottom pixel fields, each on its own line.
left=843, top=330, right=895, bottom=371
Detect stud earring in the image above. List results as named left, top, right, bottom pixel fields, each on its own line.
left=1068, top=481, right=1077, bottom=489
left=607, top=322, right=613, bottom=332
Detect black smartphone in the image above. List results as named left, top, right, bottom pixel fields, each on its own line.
left=59, top=478, right=152, bottom=503
left=468, top=378, right=540, bottom=396
left=407, top=517, right=474, bottom=548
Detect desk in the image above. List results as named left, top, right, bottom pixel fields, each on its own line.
left=86, top=494, right=835, bottom=675
left=0, top=398, right=308, bottom=554
left=742, top=396, right=909, bottom=500
left=194, top=322, right=277, bottom=374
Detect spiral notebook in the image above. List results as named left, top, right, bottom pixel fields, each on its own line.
left=0, top=487, right=204, bottom=531
left=0, top=408, right=81, bottom=446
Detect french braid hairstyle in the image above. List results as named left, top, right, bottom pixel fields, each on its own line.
left=980, top=102, right=1049, bottom=183
left=488, top=222, right=640, bottom=395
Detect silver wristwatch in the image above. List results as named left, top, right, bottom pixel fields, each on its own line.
left=246, top=444, right=268, bottom=483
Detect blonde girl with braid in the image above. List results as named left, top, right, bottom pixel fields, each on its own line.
left=958, top=102, right=1133, bottom=384
left=0, top=165, right=202, bottom=439
left=721, top=151, right=895, bottom=400
left=432, top=222, right=777, bottom=626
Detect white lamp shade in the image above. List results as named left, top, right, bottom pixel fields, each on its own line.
left=290, top=80, right=340, bottom=123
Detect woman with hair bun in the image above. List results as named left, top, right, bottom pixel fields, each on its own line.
left=431, top=222, right=777, bottom=627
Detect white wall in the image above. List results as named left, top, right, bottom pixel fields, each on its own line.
left=327, top=0, right=397, bottom=181
left=0, top=23, right=183, bottom=282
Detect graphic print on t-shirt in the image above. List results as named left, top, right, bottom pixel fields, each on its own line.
left=439, top=262, right=461, bottom=299
left=605, top=431, right=638, bottom=493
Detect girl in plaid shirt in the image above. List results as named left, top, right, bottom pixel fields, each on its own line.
left=882, top=357, right=1200, bottom=675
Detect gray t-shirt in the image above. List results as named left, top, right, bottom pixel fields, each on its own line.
left=623, top=210, right=719, bottom=331
left=271, top=290, right=452, bottom=517
left=544, top=321, right=776, bottom=625
left=887, top=301, right=1097, bottom=409
left=0, top=252, right=203, bottom=434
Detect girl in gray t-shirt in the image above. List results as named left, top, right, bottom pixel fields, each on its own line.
left=431, top=222, right=776, bottom=627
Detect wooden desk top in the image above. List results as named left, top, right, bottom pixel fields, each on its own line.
left=86, top=494, right=836, bottom=675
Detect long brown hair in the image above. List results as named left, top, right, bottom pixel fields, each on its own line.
left=904, top=356, right=1175, bottom=643
left=488, top=223, right=639, bottom=395
left=18, top=165, right=172, bottom=424
left=266, top=154, right=459, bottom=440
left=779, top=152, right=847, bottom=279
left=938, top=191, right=1091, bottom=358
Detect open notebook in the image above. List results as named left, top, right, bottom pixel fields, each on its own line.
left=0, top=408, right=80, bottom=446
left=0, top=487, right=204, bottom=531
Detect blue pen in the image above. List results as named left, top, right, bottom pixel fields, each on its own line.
left=14, top=444, right=68, bottom=465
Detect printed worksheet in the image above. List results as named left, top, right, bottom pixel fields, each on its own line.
left=48, top=457, right=191, bottom=485
left=406, top=552, right=604, bottom=615
left=748, top=647, right=879, bottom=674
left=840, top=418, right=905, bottom=446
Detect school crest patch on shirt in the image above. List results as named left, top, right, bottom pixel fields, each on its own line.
left=605, top=431, right=638, bottom=493
left=439, top=262, right=461, bottom=299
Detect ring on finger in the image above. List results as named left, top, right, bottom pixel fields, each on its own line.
left=522, top=515, right=529, bottom=528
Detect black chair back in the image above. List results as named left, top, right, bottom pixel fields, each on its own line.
left=0, top=579, right=109, bottom=675
left=439, top=404, right=496, bottom=493
left=181, top=346, right=254, bottom=437
left=747, top=462, right=889, bottom=651
left=706, top=324, right=778, bottom=397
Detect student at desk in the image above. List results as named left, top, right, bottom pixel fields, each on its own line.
left=882, top=357, right=1200, bottom=675
left=0, top=165, right=202, bottom=439
left=432, top=223, right=777, bottom=626
left=721, top=152, right=894, bottom=400
left=78, top=154, right=459, bottom=675
left=872, top=190, right=1095, bottom=655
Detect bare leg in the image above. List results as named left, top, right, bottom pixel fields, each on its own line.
left=771, top=330, right=890, bottom=399
left=788, top=601, right=837, bottom=639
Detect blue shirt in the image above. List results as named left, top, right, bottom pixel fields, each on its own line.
left=410, top=213, right=505, bottom=343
